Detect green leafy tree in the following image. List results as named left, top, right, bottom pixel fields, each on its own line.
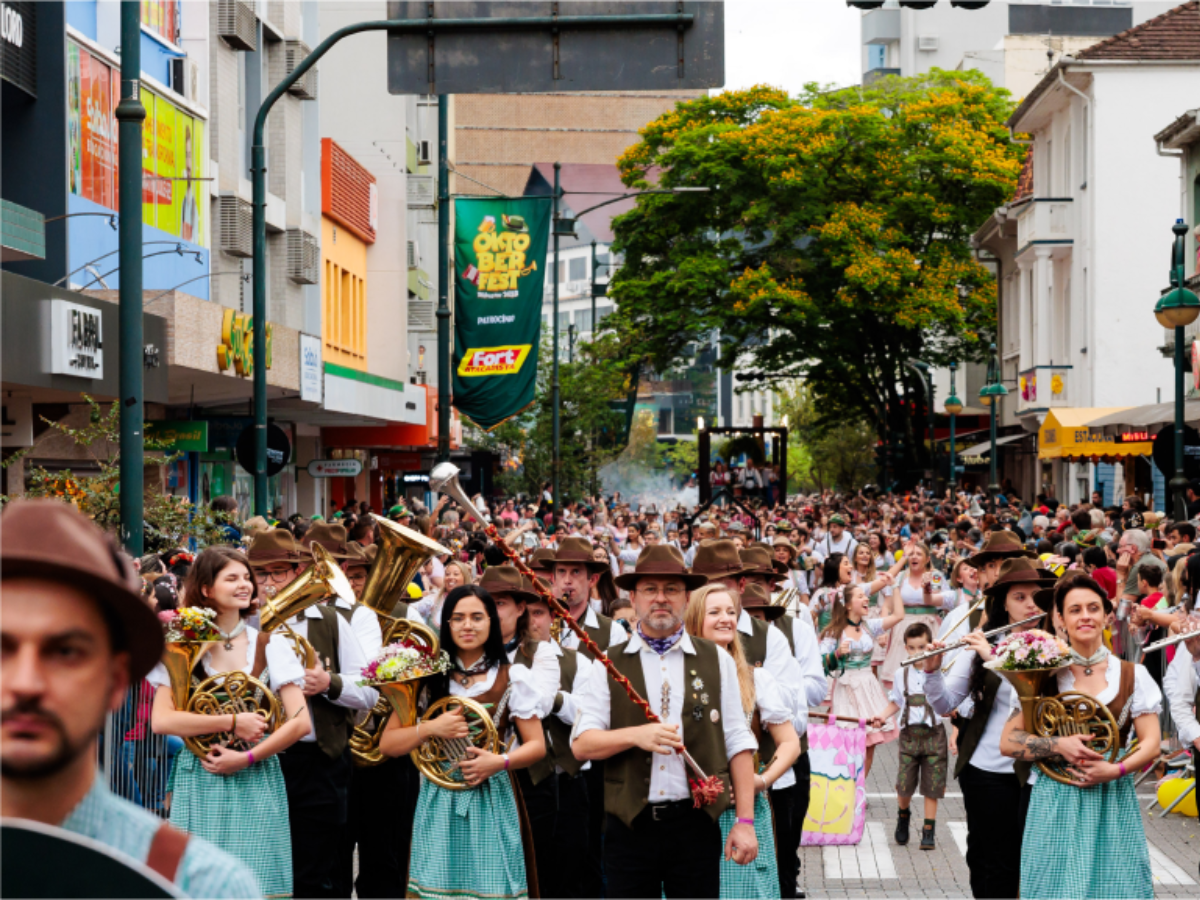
left=1, top=395, right=235, bottom=551
left=606, top=71, right=1023, bottom=481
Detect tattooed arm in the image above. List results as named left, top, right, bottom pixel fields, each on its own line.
left=999, top=709, right=1104, bottom=764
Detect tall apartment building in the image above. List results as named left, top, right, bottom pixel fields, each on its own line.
left=859, top=0, right=1174, bottom=97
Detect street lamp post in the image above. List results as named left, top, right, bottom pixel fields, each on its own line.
left=944, top=362, right=963, bottom=493
left=1154, top=219, right=1200, bottom=522
left=906, top=359, right=937, bottom=497
left=979, top=343, right=1008, bottom=511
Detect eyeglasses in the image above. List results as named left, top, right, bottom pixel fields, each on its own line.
left=636, top=585, right=686, bottom=599
left=346, top=571, right=368, bottom=585
left=254, top=567, right=295, bottom=584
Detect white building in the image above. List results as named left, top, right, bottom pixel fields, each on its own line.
left=973, top=2, right=1200, bottom=506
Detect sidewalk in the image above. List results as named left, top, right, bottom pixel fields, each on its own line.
left=797, top=732, right=1200, bottom=899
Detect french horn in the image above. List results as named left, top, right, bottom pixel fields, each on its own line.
left=259, top=543, right=354, bottom=667
left=410, top=696, right=501, bottom=790
left=350, top=515, right=449, bottom=766
left=992, top=664, right=1121, bottom=786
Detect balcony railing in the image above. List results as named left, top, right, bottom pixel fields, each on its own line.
left=1015, top=198, right=1074, bottom=252
left=1017, top=365, right=1071, bottom=415
left=864, top=67, right=901, bottom=85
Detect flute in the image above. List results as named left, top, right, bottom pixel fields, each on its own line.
left=899, top=614, right=1045, bottom=668
left=1140, top=623, right=1200, bottom=655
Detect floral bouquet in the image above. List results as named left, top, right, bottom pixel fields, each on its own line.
left=987, top=629, right=1072, bottom=671
left=359, top=639, right=451, bottom=687
left=164, top=607, right=222, bottom=643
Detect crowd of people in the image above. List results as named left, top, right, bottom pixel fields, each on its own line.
left=3, top=478, right=1200, bottom=899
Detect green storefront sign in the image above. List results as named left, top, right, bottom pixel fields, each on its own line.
left=452, top=197, right=551, bottom=431
left=146, top=420, right=209, bottom=452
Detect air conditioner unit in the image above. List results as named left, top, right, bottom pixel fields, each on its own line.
left=169, top=58, right=202, bottom=103
left=408, top=299, right=435, bottom=331
left=217, top=0, right=257, bottom=51
left=218, top=194, right=253, bottom=258
left=414, top=370, right=428, bottom=385
left=418, top=140, right=433, bottom=165
left=565, top=280, right=588, bottom=296
left=406, top=240, right=418, bottom=269
left=281, top=39, right=317, bottom=100
left=286, top=229, right=319, bottom=284
left=917, top=35, right=939, bottom=52
left=407, top=175, right=435, bottom=208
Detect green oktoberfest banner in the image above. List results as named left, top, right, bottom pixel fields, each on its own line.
left=452, top=197, right=551, bottom=431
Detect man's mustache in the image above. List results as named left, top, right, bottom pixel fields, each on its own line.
left=1, top=697, right=68, bottom=736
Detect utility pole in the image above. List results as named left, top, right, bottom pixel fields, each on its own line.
left=116, top=0, right=145, bottom=554
left=436, top=94, right=451, bottom=464
left=551, top=162, right=562, bottom=509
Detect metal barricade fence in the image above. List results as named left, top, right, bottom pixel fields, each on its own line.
left=1114, top=618, right=1179, bottom=752
left=100, top=679, right=182, bottom=817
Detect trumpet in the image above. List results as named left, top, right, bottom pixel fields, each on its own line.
left=1140, top=622, right=1200, bottom=656
left=899, top=614, right=1045, bottom=668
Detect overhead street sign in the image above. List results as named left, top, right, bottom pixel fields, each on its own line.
left=307, top=458, right=364, bottom=478
left=386, top=1, right=725, bottom=94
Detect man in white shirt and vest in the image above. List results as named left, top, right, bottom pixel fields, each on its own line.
left=573, top=545, right=760, bottom=899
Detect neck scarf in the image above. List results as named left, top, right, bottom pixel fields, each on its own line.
left=503, top=635, right=521, bottom=655
left=1070, top=645, right=1109, bottom=676
left=453, top=655, right=492, bottom=678
left=638, top=623, right=685, bottom=656
left=216, top=617, right=246, bottom=651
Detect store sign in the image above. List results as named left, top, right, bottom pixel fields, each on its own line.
left=49, top=300, right=104, bottom=378
left=0, top=2, right=35, bottom=98
left=217, top=308, right=273, bottom=378
left=402, top=472, right=430, bottom=484
left=1115, top=431, right=1151, bottom=444
left=0, top=393, right=32, bottom=448
left=145, top=420, right=209, bottom=452
left=306, top=458, right=363, bottom=478
left=299, top=333, right=322, bottom=403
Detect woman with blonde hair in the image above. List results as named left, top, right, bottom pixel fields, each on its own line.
left=879, top=541, right=960, bottom=686
left=415, top=559, right=474, bottom=628
left=684, top=584, right=800, bottom=900
left=850, top=542, right=898, bottom=669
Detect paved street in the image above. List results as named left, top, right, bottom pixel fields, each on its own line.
left=797, top=734, right=1200, bottom=899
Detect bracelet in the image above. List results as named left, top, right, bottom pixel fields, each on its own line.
left=736, top=817, right=755, bottom=826
left=246, top=750, right=255, bottom=766
left=1118, top=761, right=1128, bottom=777
left=503, top=754, right=511, bottom=770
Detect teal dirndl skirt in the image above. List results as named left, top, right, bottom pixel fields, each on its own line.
left=407, top=772, right=528, bottom=900
left=167, top=749, right=292, bottom=898
left=1019, top=774, right=1152, bottom=900
left=719, top=792, right=779, bottom=900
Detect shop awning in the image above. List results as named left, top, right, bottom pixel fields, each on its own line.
left=1038, top=408, right=1153, bottom=461
left=957, top=433, right=1026, bottom=460
left=1086, top=400, right=1200, bottom=435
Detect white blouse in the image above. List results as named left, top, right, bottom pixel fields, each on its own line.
left=441, top=660, right=545, bottom=750
left=751, top=668, right=798, bottom=791
left=897, top=576, right=957, bottom=611
left=923, top=647, right=1015, bottom=774
left=818, top=617, right=886, bottom=658
left=146, top=627, right=306, bottom=697
left=1007, top=654, right=1162, bottom=784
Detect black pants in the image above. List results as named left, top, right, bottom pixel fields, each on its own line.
left=280, top=743, right=352, bottom=898
left=335, top=755, right=417, bottom=898
left=769, top=751, right=810, bottom=897
left=581, top=762, right=606, bottom=897
left=518, top=769, right=590, bottom=899
left=959, top=764, right=1025, bottom=900
left=605, top=807, right=720, bottom=899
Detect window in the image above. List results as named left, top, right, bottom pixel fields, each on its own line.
left=569, top=257, right=586, bottom=281
left=658, top=408, right=673, bottom=436
left=323, top=259, right=366, bottom=364
left=576, top=309, right=593, bottom=333
left=1081, top=105, right=1089, bottom=188
left=738, top=392, right=745, bottom=420
left=558, top=260, right=567, bottom=283
left=1063, top=126, right=1071, bottom=195
left=595, top=305, right=613, bottom=323
left=868, top=44, right=885, bottom=70
left=558, top=311, right=570, bottom=330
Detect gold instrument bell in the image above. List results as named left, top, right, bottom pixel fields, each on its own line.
left=411, top=696, right=501, bottom=791
left=162, top=638, right=281, bottom=760
left=349, top=514, right=448, bottom=766
left=990, top=664, right=1121, bottom=786
left=259, top=543, right=355, bottom=667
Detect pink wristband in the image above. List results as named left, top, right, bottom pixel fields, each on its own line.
left=1118, top=761, right=1127, bottom=777
left=503, top=754, right=510, bottom=770
left=736, top=817, right=754, bottom=826
left=246, top=750, right=255, bottom=766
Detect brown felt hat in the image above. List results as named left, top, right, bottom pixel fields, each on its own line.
left=741, top=583, right=787, bottom=621
left=303, top=522, right=365, bottom=562
left=967, top=530, right=1036, bottom=567
left=1, top=500, right=164, bottom=681
left=982, top=557, right=1059, bottom=599
left=771, top=538, right=798, bottom=561
left=528, top=548, right=558, bottom=573
left=550, top=536, right=609, bottom=573
left=246, top=528, right=304, bottom=567
left=478, top=565, right=541, bottom=604
left=690, top=539, right=754, bottom=580
left=614, top=544, right=709, bottom=592
left=744, top=543, right=788, bottom=576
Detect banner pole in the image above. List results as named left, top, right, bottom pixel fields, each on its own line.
left=551, top=162, right=562, bottom=511
left=437, top=94, right=451, bottom=465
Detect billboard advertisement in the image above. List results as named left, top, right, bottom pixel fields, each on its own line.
left=68, top=39, right=205, bottom=246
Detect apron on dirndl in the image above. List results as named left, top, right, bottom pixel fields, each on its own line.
left=718, top=792, right=778, bottom=899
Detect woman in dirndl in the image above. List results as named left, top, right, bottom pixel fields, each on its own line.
left=380, top=585, right=546, bottom=900
left=850, top=542, right=899, bottom=670
left=1000, top=573, right=1161, bottom=900
left=685, top=585, right=800, bottom=900
left=879, top=541, right=960, bottom=686
left=148, top=547, right=312, bottom=898
left=810, top=553, right=853, bottom=633
left=820, top=584, right=905, bottom=780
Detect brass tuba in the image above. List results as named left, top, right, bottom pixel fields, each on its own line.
left=259, top=543, right=354, bottom=667
left=349, top=515, right=448, bottom=766
left=991, top=664, right=1121, bottom=786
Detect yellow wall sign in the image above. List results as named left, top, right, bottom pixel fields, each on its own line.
left=456, top=344, right=532, bottom=377
left=217, top=308, right=273, bottom=377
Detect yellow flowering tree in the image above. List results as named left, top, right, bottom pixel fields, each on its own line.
left=607, top=71, right=1023, bottom=481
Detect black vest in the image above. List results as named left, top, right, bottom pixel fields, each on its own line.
left=305, top=606, right=354, bottom=760
left=772, top=614, right=797, bottom=655
left=520, top=644, right=585, bottom=784
left=738, top=616, right=771, bottom=669
left=579, top=612, right=617, bottom=662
